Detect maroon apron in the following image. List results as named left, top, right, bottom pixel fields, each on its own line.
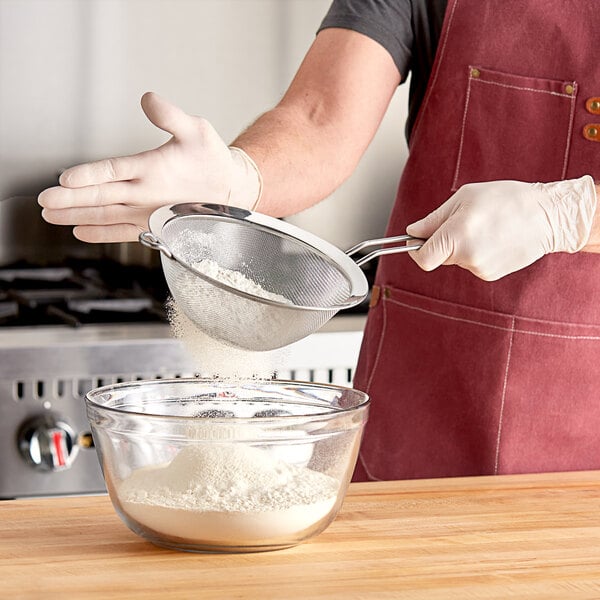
left=353, top=0, right=600, bottom=481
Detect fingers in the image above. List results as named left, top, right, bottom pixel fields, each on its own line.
left=408, top=229, right=455, bottom=272
left=73, top=223, right=147, bottom=243
left=406, top=196, right=458, bottom=271
left=38, top=181, right=148, bottom=209
left=406, top=196, right=456, bottom=239
left=140, top=91, right=198, bottom=140
left=42, top=203, right=153, bottom=243
left=41, top=204, right=154, bottom=227
left=56, top=90, right=195, bottom=189
left=59, top=155, right=140, bottom=188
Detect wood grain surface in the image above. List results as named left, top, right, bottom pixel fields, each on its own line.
left=2, top=471, right=600, bottom=599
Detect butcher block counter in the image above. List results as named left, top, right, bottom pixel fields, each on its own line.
left=3, top=471, right=600, bottom=599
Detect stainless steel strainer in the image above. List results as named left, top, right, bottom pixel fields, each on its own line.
left=139, top=203, right=422, bottom=351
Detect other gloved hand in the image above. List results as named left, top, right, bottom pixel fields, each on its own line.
left=38, top=92, right=262, bottom=243
left=406, top=175, right=597, bottom=281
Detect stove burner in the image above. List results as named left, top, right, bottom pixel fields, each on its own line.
left=0, top=267, right=77, bottom=283
left=0, top=260, right=169, bottom=327
left=0, top=300, right=19, bottom=322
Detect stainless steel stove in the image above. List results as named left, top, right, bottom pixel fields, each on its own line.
left=0, top=259, right=365, bottom=499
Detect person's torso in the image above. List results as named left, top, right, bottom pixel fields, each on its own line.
left=381, top=0, right=600, bottom=323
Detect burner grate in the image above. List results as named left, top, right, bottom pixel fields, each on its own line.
left=0, top=260, right=169, bottom=327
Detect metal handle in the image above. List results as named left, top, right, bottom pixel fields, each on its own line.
left=346, top=234, right=424, bottom=267
left=139, top=231, right=173, bottom=259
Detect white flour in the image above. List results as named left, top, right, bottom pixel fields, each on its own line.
left=191, top=258, right=292, bottom=305
left=180, top=256, right=294, bottom=353
left=117, top=443, right=339, bottom=545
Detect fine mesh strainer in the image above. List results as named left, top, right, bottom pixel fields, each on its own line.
left=139, top=203, right=422, bottom=352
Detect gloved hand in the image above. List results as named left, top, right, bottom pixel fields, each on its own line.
left=406, top=176, right=597, bottom=281
left=38, top=92, right=262, bottom=243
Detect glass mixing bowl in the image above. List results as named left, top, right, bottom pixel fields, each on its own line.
left=85, top=378, right=369, bottom=553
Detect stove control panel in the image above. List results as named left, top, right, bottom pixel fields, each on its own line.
left=18, top=415, right=80, bottom=471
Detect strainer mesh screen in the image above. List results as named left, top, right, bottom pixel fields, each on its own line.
left=163, top=217, right=352, bottom=307
left=158, top=215, right=353, bottom=351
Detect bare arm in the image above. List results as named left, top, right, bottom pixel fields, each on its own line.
left=231, top=28, right=401, bottom=217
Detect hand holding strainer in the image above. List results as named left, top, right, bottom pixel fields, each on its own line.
left=140, top=203, right=422, bottom=351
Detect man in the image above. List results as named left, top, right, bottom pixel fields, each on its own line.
left=39, top=0, right=600, bottom=480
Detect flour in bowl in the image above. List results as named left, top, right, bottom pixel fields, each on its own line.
left=117, top=443, right=339, bottom=545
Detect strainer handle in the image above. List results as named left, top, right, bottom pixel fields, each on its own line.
left=139, top=231, right=173, bottom=259
left=346, top=235, right=424, bottom=267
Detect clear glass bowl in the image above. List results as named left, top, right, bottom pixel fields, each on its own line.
left=85, top=378, right=369, bottom=553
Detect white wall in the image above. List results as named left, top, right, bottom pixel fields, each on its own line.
left=0, top=0, right=409, bottom=251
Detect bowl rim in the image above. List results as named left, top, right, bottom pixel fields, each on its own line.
left=84, top=377, right=370, bottom=421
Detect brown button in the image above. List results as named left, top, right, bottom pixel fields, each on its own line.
left=586, top=97, right=600, bottom=114
left=470, top=67, right=481, bottom=78
left=583, top=124, right=600, bottom=142
left=565, top=84, right=575, bottom=95
left=369, top=285, right=381, bottom=309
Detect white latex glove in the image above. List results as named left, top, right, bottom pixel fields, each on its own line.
left=406, top=176, right=597, bottom=281
left=38, top=92, right=262, bottom=243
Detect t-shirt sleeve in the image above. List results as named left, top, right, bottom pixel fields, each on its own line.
left=317, top=0, right=413, bottom=83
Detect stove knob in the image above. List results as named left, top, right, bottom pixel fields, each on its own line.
left=18, top=415, right=78, bottom=471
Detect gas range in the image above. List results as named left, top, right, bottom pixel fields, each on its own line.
left=0, top=259, right=198, bottom=499
left=0, top=259, right=366, bottom=499
left=0, top=259, right=169, bottom=328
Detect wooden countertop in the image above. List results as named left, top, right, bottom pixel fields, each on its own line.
left=2, top=471, right=600, bottom=599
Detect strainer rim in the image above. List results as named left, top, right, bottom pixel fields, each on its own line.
left=147, top=203, right=369, bottom=311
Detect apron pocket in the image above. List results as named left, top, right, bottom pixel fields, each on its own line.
left=496, top=316, right=600, bottom=474
left=452, top=66, right=576, bottom=191
left=356, top=286, right=600, bottom=481
left=356, top=287, right=515, bottom=480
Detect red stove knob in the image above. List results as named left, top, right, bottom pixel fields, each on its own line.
left=18, top=415, right=78, bottom=471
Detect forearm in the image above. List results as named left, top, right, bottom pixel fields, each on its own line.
left=231, top=104, right=358, bottom=218
left=231, top=28, right=400, bottom=218
left=582, top=184, right=600, bottom=252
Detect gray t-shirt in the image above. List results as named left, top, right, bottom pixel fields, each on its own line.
left=318, top=0, right=448, bottom=140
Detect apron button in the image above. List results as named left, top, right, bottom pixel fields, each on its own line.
left=583, top=124, right=600, bottom=141
left=565, top=83, right=575, bottom=95
left=369, top=285, right=381, bottom=308
left=586, top=97, right=600, bottom=114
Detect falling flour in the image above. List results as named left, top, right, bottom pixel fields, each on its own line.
left=117, top=443, right=339, bottom=545
left=167, top=297, right=288, bottom=380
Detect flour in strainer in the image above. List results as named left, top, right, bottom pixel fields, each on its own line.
left=191, top=258, right=292, bottom=305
